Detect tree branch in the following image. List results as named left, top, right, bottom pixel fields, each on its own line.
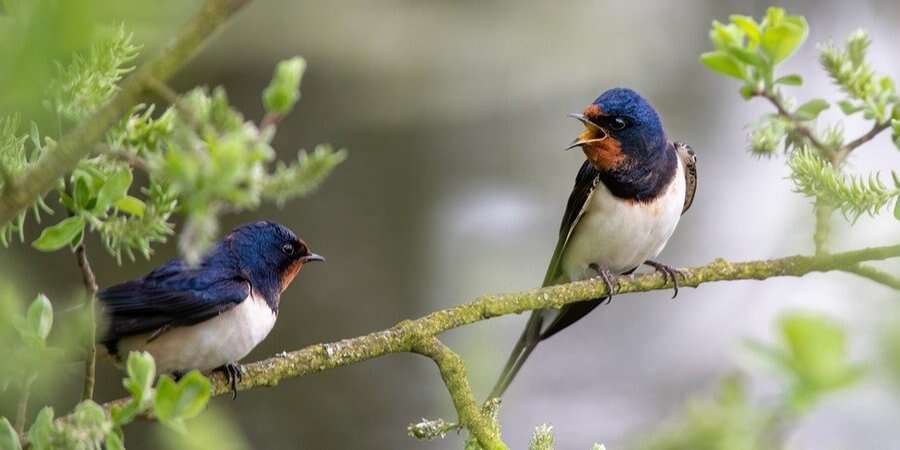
left=76, top=243, right=99, bottom=401
left=0, top=0, right=252, bottom=226
left=836, top=120, right=892, bottom=160
left=412, top=336, right=506, bottom=449
left=95, top=243, right=900, bottom=444
left=843, top=263, right=900, bottom=290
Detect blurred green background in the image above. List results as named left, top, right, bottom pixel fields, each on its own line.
left=4, top=0, right=900, bottom=448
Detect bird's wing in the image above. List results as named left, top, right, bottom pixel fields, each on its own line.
left=541, top=160, right=600, bottom=287
left=675, top=142, right=697, bottom=214
left=489, top=161, right=602, bottom=398
left=538, top=160, right=606, bottom=339
left=99, top=260, right=251, bottom=345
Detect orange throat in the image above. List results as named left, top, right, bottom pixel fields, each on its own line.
left=578, top=129, right=625, bottom=170
left=280, top=260, right=304, bottom=293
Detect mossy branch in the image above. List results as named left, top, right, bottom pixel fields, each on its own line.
left=412, top=336, right=506, bottom=450
left=94, top=243, right=900, bottom=448
left=0, top=0, right=252, bottom=226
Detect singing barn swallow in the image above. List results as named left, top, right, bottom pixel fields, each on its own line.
left=489, top=88, right=697, bottom=399
left=99, top=221, right=323, bottom=397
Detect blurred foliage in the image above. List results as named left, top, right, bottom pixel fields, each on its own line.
left=0, top=291, right=219, bottom=449
left=155, top=406, right=249, bottom=450
left=634, top=312, right=861, bottom=450
left=702, top=7, right=900, bottom=223
left=0, top=12, right=345, bottom=263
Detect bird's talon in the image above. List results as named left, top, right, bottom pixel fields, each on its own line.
left=589, top=263, right=618, bottom=303
left=643, top=260, right=684, bottom=299
left=218, top=362, right=243, bottom=400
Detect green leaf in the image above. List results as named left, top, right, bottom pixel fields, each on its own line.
left=27, top=407, right=54, bottom=450
left=31, top=216, right=85, bottom=251
left=837, top=100, right=863, bottom=115
left=0, top=418, right=21, bottom=450
left=760, top=16, right=808, bottom=64
left=794, top=99, right=830, bottom=120
left=775, top=74, right=803, bottom=86
left=700, top=51, right=746, bottom=80
left=26, top=294, right=53, bottom=341
left=730, top=15, right=760, bottom=44
left=73, top=176, right=93, bottom=211
left=114, top=195, right=146, bottom=217
left=124, top=351, right=156, bottom=404
left=154, top=371, right=211, bottom=430
left=725, top=45, right=766, bottom=67
left=262, top=57, right=306, bottom=116
left=894, top=198, right=900, bottom=220
left=764, top=7, right=786, bottom=26
left=104, top=432, right=125, bottom=450
left=95, top=169, right=133, bottom=212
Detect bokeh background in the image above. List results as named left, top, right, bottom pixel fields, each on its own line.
left=4, top=0, right=900, bottom=448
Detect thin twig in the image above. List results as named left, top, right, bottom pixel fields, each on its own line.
left=412, top=337, right=506, bottom=449
left=144, top=76, right=206, bottom=135
left=260, top=112, right=282, bottom=130
left=76, top=243, right=99, bottom=401
left=14, top=375, right=36, bottom=435
left=756, top=90, right=835, bottom=156
left=0, top=0, right=253, bottom=226
left=835, top=120, right=892, bottom=160
left=843, top=263, right=900, bottom=290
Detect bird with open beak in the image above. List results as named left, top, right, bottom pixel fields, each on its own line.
left=490, top=88, right=697, bottom=399
left=98, top=220, right=324, bottom=397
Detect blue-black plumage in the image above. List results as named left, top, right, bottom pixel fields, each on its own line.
left=490, top=88, right=698, bottom=399
left=99, top=221, right=323, bottom=393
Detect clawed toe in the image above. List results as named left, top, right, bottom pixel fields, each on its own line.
left=643, top=260, right=687, bottom=299
left=589, top=263, right=618, bottom=303
left=218, top=362, right=244, bottom=400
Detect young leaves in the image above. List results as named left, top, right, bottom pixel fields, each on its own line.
left=747, top=313, right=862, bottom=411
left=153, top=371, right=212, bottom=432
left=263, top=57, right=306, bottom=117
left=31, top=216, right=85, bottom=251
left=701, top=8, right=808, bottom=89
left=0, top=418, right=20, bottom=450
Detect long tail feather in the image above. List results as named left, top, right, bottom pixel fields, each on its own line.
left=488, top=311, right=544, bottom=399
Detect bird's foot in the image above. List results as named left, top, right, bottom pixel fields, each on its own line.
left=588, top=263, right=618, bottom=304
left=643, top=260, right=688, bottom=299
left=216, top=362, right=244, bottom=400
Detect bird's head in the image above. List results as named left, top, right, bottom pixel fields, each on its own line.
left=222, top=221, right=324, bottom=294
left=566, top=88, right=666, bottom=171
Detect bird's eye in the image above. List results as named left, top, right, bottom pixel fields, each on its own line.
left=610, top=117, right=629, bottom=130
left=281, top=243, right=295, bottom=255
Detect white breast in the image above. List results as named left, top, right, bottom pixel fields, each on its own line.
left=117, top=293, right=277, bottom=373
left=560, top=159, right=686, bottom=281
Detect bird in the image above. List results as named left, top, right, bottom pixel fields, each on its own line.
left=489, top=88, right=697, bottom=400
left=98, top=220, right=324, bottom=397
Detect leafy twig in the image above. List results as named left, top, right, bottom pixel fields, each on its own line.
left=14, top=375, right=36, bottom=435
left=0, top=0, right=253, bottom=226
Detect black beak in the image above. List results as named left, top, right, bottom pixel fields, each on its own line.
left=302, top=252, right=325, bottom=263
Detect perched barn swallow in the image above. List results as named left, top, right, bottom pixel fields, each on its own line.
left=490, top=88, right=697, bottom=399
left=99, top=221, right=323, bottom=397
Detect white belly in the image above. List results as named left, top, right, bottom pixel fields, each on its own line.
left=560, top=160, right=686, bottom=281
left=118, top=294, right=277, bottom=373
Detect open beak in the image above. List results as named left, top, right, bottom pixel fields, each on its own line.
left=301, top=252, right=325, bottom=263
left=565, top=113, right=609, bottom=151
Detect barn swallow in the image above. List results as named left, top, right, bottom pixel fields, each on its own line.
left=489, top=88, right=697, bottom=399
left=99, top=221, right=323, bottom=397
